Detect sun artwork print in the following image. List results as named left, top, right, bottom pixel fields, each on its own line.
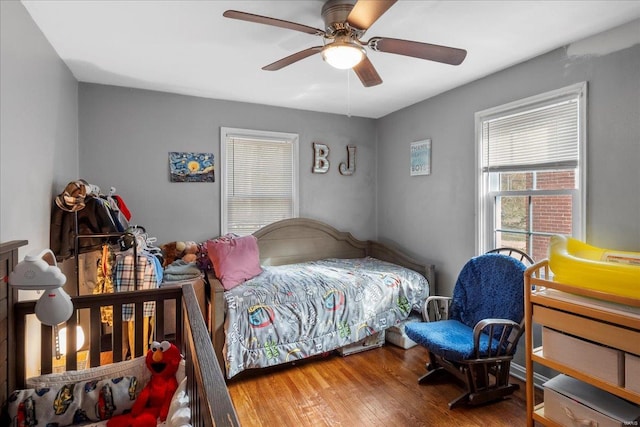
left=169, top=152, right=215, bottom=182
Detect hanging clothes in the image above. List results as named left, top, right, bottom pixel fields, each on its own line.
left=93, top=244, right=115, bottom=325
left=114, top=251, right=160, bottom=319
left=114, top=249, right=161, bottom=355
left=105, top=194, right=129, bottom=231
left=113, top=194, right=132, bottom=221
left=50, top=195, right=121, bottom=260
left=77, top=249, right=101, bottom=295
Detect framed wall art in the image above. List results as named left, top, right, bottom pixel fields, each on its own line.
left=410, top=139, right=431, bottom=176
left=169, top=152, right=215, bottom=182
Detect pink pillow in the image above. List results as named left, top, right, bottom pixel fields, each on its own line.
left=207, top=235, right=262, bottom=290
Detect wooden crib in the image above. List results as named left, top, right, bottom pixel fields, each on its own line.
left=1, top=239, right=239, bottom=427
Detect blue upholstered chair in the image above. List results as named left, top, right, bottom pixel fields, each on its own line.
left=405, top=249, right=533, bottom=409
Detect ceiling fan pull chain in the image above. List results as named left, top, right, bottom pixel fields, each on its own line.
left=347, top=70, right=351, bottom=117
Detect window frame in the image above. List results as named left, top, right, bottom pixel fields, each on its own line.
left=220, top=127, right=299, bottom=235
left=474, top=82, right=587, bottom=255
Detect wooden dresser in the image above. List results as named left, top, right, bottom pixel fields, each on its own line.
left=524, top=260, right=640, bottom=426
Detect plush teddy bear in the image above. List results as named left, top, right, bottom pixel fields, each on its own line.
left=175, top=241, right=186, bottom=254
left=181, top=241, right=198, bottom=264
left=161, top=241, right=200, bottom=266
left=106, top=341, right=182, bottom=427
left=160, top=242, right=181, bottom=267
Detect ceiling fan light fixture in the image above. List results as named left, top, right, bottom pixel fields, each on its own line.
left=322, top=40, right=365, bottom=69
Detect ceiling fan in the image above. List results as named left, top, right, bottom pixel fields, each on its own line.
left=223, top=0, right=467, bottom=87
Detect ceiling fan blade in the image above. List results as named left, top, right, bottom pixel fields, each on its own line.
left=353, top=57, right=382, bottom=87
left=262, top=46, right=323, bottom=71
left=223, top=10, right=325, bottom=36
left=369, top=37, right=467, bottom=65
left=347, top=0, right=397, bottom=31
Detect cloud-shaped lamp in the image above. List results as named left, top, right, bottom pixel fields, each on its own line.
left=9, top=249, right=73, bottom=326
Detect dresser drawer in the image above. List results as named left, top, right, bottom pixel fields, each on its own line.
left=542, top=327, right=624, bottom=386
left=626, top=353, right=640, bottom=394
left=544, top=375, right=640, bottom=427
left=534, top=304, right=640, bottom=355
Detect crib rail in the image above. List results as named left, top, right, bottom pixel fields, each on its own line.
left=14, top=287, right=183, bottom=385
left=13, top=284, right=239, bottom=426
left=181, top=284, right=239, bottom=426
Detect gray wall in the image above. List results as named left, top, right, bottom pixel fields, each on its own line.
left=377, top=33, right=640, bottom=298
left=376, top=25, right=639, bottom=375
left=0, top=1, right=78, bottom=255
left=78, top=84, right=377, bottom=244
left=3, top=0, right=636, bottom=294
left=2, top=0, right=638, bottom=381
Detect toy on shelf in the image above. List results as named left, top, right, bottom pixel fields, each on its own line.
left=548, top=235, right=640, bottom=299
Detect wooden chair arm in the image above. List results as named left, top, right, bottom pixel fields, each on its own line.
left=422, top=296, right=452, bottom=322
left=472, top=318, right=521, bottom=359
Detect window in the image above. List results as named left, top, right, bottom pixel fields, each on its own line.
left=475, top=83, right=587, bottom=261
left=220, top=127, right=299, bottom=235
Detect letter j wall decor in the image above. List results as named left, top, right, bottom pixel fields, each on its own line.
left=169, top=152, right=215, bottom=182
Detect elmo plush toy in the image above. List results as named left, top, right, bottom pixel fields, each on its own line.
left=107, top=341, right=182, bottom=427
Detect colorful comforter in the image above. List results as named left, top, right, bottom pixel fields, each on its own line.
left=223, top=257, right=430, bottom=378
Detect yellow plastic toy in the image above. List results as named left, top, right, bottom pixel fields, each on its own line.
left=548, top=235, right=640, bottom=299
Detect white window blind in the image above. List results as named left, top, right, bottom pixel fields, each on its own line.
left=475, top=82, right=587, bottom=256
left=222, top=129, right=298, bottom=235
left=482, top=98, right=579, bottom=172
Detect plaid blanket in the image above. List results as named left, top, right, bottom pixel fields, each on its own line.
left=114, top=253, right=159, bottom=320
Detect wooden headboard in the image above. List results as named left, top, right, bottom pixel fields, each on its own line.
left=253, top=218, right=435, bottom=285
left=0, top=240, right=28, bottom=405
left=208, top=217, right=436, bottom=370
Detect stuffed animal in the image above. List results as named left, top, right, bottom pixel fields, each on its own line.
left=160, top=242, right=181, bottom=267
left=181, top=241, right=198, bottom=264
left=107, top=341, right=182, bottom=427
left=196, top=241, right=211, bottom=271
left=161, top=241, right=200, bottom=266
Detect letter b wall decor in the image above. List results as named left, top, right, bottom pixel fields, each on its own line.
left=312, top=143, right=356, bottom=176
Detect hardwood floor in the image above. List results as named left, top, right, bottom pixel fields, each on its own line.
left=227, top=344, right=539, bottom=426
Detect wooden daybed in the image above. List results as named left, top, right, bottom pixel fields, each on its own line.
left=207, top=217, right=436, bottom=377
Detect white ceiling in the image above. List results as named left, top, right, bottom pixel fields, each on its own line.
left=22, top=1, right=640, bottom=119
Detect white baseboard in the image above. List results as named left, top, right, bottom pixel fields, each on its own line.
left=510, top=362, right=549, bottom=389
